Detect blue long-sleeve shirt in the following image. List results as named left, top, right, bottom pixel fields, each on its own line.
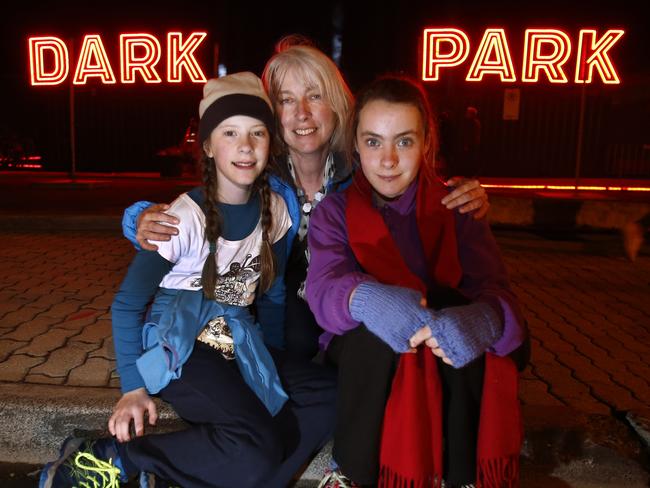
left=111, top=188, right=287, bottom=393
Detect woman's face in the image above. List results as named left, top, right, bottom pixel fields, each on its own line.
left=276, top=68, right=336, bottom=160
left=355, top=100, right=425, bottom=200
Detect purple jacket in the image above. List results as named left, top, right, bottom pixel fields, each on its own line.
left=305, top=179, right=526, bottom=356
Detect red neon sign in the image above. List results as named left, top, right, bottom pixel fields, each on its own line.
left=120, top=34, right=162, bottom=83
left=522, top=29, right=571, bottom=83
left=466, top=29, right=517, bottom=82
left=422, top=28, right=624, bottom=84
left=29, top=32, right=207, bottom=86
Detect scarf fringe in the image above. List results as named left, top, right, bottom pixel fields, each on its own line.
left=378, top=465, right=444, bottom=488
left=476, top=454, right=520, bottom=488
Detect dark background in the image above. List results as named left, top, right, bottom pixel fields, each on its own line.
left=1, top=0, right=648, bottom=177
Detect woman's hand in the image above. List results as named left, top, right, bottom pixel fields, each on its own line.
left=108, top=388, right=158, bottom=442
left=408, top=325, right=453, bottom=365
left=441, top=177, right=489, bottom=220
left=136, top=203, right=180, bottom=251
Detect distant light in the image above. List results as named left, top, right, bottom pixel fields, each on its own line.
left=332, top=34, right=342, bottom=67
left=218, top=64, right=227, bottom=77
left=482, top=183, right=650, bottom=192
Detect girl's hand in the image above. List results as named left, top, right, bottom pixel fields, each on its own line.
left=408, top=326, right=453, bottom=365
left=136, top=203, right=180, bottom=251
left=108, top=388, right=158, bottom=442
left=441, top=177, right=489, bottom=220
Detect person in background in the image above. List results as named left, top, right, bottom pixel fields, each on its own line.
left=622, top=213, right=649, bottom=261
left=306, top=75, right=529, bottom=488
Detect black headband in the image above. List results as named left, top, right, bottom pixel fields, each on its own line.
left=199, top=93, right=274, bottom=143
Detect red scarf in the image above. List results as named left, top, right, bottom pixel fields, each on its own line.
left=345, top=171, right=522, bottom=487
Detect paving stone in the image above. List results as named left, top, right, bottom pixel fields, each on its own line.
left=67, top=356, right=114, bottom=387
left=0, top=315, right=61, bottom=342
left=40, top=300, right=87, bottom=319
left=519, top=378, right=565, bottom=407
left=29, top=341, right=97, bottom=378
left=14, top=328, right=79, bottom=357
left=590, top=381, right=649, bottom=412
left=89, top=337, right=116, bottom=360
left=24, top=373, right=66, bottom=385
left=69, top=319, right=112, bottom=344
left=0, top=354, right=45, bottom=381
left=0, top=306, right=45, bottom=329
left=0, top=339, right=28, bottom=362
left=57, top=310, right=102, bottom=330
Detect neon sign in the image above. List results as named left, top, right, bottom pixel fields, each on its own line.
left=29, top=32, right=207, bottom=85
left=422, top=28, right=624, bottom=84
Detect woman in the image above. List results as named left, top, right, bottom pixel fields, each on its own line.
left=124, top=38, right=490, bottom=362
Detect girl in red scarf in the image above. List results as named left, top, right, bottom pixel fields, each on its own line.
left=306, top=75, right=529, bottom=488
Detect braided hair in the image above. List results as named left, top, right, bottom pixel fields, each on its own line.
left=199, top=152, right=277, bottom=300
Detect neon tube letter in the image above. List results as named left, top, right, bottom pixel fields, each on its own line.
left=422, top=28, right=470, bottom=81
left=29, top=37, right=69, bottom=85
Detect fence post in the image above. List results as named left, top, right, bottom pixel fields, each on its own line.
left=68, top=38, right=76, bottom=179
left=574, top=84, right=586, bottom=187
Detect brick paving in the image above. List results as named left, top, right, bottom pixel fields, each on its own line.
left=1, top=229, right=648, bottom=419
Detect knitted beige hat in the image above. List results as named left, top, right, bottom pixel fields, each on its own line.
left=198, top=72, right=274, bottom=142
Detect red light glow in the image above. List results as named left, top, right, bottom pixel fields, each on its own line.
left=466, top=29, right=516, bottom=82
left=73, top=35, right=116, bottom=84
left=575, top=29, right=625, bottom=84
left=422, top=29, right=470, bottom=81
left=167, top=32, right=207, bottom=83
left=421, top=27, right=624, bottom=84
left=29, top=37, right=69, bottom=85
left=522, top=29, right=571, bottom=83
left=482, top=184, right=650, bottom=192
left=120, top=34, right=162, bottom=83
left=28, top=32, right=207, bottom=85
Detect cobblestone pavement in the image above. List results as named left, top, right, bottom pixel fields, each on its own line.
left=1, top=229, right=648, bottom=410
left=1, top=228, right=649, bottom=484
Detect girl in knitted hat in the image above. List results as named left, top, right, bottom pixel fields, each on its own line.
left=306, top=75, right=529, bottom=488
left=40, top=72, right=336, bottom=488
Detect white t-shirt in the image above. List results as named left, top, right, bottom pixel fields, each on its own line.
left=156, top=192, right=291, bottom=307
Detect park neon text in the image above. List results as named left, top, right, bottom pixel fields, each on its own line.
left=422, top=28, right=624, bottom=84
left=29, top=32, right=207, bottom=85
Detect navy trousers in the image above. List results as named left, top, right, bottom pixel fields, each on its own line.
left=123, top=342, right=336, bottom=488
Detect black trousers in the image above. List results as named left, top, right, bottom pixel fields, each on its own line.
left=327, top=325, right=485, bottom=486
left=284, top=252, right=322, bottom=361
left=123, top=343, right=337, bottom=488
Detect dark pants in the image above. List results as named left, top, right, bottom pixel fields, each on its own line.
left=327, top=325, right=485, bottom=487
left=284, top=254, right=322, bottom=361
left=123, top=343, right=336, bottom=488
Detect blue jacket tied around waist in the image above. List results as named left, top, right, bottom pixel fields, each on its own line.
left=136, top=288, right=288, bottom=416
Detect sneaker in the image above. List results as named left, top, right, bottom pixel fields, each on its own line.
left=39, top=436, right=128, bottom=488
left=317, top=468, right=361, bottom=488
left=623, top=221, right=644, bottom=262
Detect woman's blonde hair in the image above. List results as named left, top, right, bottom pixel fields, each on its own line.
left=261, top=44, right=354, bottom=156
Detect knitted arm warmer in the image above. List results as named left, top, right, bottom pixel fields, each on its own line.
left=430, top=301, right=503, bottom=368
left=349, top=281, right=434, bottom=353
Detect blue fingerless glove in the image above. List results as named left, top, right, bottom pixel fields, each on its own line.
left=431, top=302, right=503, bottom=368
left=349, top=281, right=434, bottom=353
left=122, top=201, right=154, bottom=250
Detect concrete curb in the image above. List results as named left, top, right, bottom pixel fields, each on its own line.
left=2, top=384, right=648, bottom=485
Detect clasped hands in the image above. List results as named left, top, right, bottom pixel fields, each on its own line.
left=407, top=298, right=454, bottom=366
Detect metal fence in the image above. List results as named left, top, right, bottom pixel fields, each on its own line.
left=4, top=77, right=649, bottom=179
